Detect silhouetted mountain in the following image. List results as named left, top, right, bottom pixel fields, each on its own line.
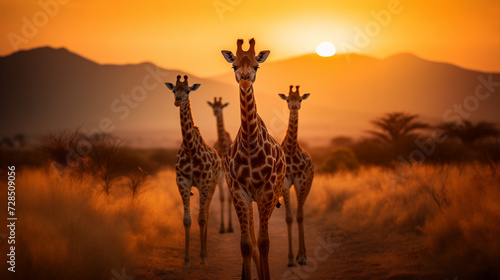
left=0, top=47, right=238, bottom=147
left=215, top=52, right=500, bottom=144
left=1, top=47, right=499, bottom=147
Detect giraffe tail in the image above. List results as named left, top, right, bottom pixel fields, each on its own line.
left=276, top=196, right=283, bottom=208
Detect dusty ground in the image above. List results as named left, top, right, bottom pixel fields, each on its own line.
left=135, top=194, right=445, bottom=280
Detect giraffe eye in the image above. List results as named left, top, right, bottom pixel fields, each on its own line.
left=232, top=66, right=237, bottom=71
left=254, top=66, right=259, bottom=71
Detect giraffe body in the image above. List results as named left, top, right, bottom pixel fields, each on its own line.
left=165, top=75, right=220, bottom=267
left=278, top=85, right=314, bottom=267
left=222, top=39, right=286, bottom=280
left=207, top=97, right=234, bottom=233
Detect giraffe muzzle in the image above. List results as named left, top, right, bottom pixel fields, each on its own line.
left=239, top=80, right=252, bottom=90
left=240, top=74, right=251, bottom=80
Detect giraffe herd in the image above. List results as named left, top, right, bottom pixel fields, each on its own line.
left=165, top=39, right=315, bottom=279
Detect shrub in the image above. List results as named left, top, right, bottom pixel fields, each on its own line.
left=319, top=148, right=360, bottom=174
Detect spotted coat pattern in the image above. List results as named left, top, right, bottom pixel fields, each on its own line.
left=221, top=39, right=286, bottom=280
left=207, top=97, right=234, bottom=233
left=165, top=75, right=220, bottom=267
left=278, top=85, right=315, bottom=267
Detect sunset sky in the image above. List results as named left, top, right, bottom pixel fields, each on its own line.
left=1, top=0, right=499, bottom=77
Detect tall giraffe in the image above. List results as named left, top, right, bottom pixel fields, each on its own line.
left=278, top=85, right=315, bottom=267
left=207, top=97, right=234, bottom=233
left=165, top=75, right=220, bottom=267
left=221, top=39, right=286, bottom=280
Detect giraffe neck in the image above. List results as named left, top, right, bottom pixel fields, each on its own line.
left=239, top=85, right=259, bottom=147
left=284, top=111, right=299, bottom=153
left=216, top=111, right=226, bottom=142
left=179, top=99, right=198, bottom=155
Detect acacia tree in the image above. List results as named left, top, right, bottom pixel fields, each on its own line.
left=368, top=112, right=429, bottom=157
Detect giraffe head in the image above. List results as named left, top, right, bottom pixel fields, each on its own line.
left=207, top=97, right=229, bottom=116
left=165, top=75, right=200, bottom=107
left=278, top=85, right=310, bottom=113
left=221, top=38, right=270, bottom=91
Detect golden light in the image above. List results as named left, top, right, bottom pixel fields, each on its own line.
left=316, top=42, right=336, bottom=57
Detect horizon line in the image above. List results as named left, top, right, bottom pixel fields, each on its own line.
left=2, top=44, right=499, bottom=78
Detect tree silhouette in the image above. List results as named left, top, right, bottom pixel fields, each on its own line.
left=439, top=120, right=500, bottom=146
left=88, top=135, right=126, bottom=195
left=368, top=112, right=429, bottom=157
left=40, top=129, right=81, bottom=172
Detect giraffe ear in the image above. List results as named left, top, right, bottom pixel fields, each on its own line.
left=165, top=83, right=174, bottom=90
left=301, top=93, right=310, bottom=100
left=207, top=101, right=213, bottom=107
left=255, top=50, right=270, bottom=63
left=190, top=84, right=201, bottom=91
left=222, top=103, right=229, bottom=108
left=278, top=93, right=287, bottom=100
left=221, top=50, right=236, bottom=63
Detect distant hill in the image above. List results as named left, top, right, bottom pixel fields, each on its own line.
left=1, top=47, right=499, bottom=147
left=214, top=52, right=500, bottom=145
left=0, top=47, right=238, bottom=147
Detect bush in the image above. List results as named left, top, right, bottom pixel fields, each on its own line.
left=38, top=130, right=159, bottom=196
left=39, top=129, right=81, bottom=172
left=319, top=148, right=360, bottom=174
left=351, top=138, right=392, bottom=166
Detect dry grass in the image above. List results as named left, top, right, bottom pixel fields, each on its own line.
left=422, top=165, right=500, bottom=279
left=306, top=163, right=500, bottom=279
left=0, top=167, right=184, bottom=280
left=1, top=158, right=498, bottom=279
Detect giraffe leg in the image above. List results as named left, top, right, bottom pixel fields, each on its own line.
left=232, top=190, right=252, bottom=280
left=218, top=172, right=226, bottom=233
left=207, top=178, right=217, bottom=263
left=249, top=202, right=260, bottom=276
left=296, top=201, right=306, bottom=265
left=227, top=182, right=234, bottom=233
left=295, top=179, right=312, bottom=266
left=198, top=181, right=214, bottom=265
left=283, top=179, right=296, bottom=267
left=257, top=199, right=274, bottom=280
left=177, top=180, right=192, bottom=268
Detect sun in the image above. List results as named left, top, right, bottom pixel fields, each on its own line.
left=316, top=42, right=336, bottom=57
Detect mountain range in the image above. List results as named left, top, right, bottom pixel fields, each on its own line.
left=1, top=47, right=499, bottom=147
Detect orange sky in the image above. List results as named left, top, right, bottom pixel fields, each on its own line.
left=1, top=0, right=500, bottom=76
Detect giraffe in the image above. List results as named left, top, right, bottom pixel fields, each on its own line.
left=278, top=85, right=315, bottom=267
left=221, top=38, right=286, bottom=280
left=207, top=97, right=234, bottom=233
left=165, top=75, right=220, bottom=267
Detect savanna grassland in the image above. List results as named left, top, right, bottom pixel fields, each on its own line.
left=1, top=127, right=500, bottom=279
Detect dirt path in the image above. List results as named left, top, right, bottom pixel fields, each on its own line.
left=135, top=191, right=445, bottom=280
